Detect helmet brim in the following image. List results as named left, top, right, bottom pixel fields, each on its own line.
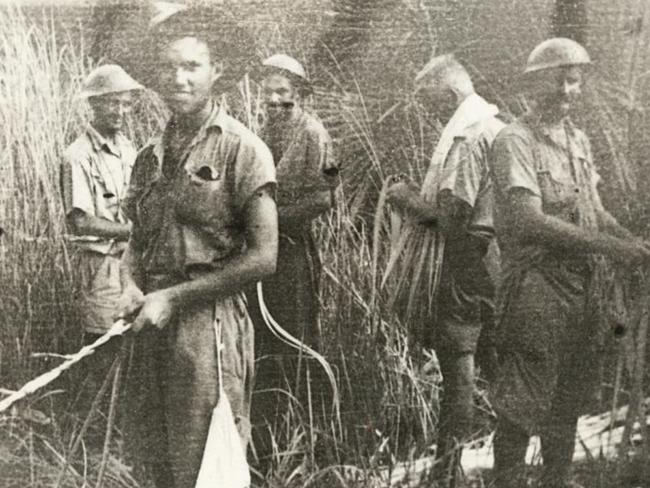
left=253, top=64, right=314, bottom=97
left=121, top=6, right=258, bottom=93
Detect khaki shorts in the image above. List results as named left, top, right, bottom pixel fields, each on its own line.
left=78, top=252, right=123, bottom=334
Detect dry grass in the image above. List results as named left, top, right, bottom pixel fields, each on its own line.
left=1, top=2, right=650, bottom=488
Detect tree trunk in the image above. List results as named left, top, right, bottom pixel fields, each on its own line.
left=552, top=0, right=588, bottom=43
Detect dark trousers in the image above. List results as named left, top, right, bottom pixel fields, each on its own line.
left=432, top=234, right=496, bottom=487
left=434, top=351, right=476, bottom=488
left=493, top=410, right=579, bottom=488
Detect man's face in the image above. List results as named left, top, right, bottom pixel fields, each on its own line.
left=158, top=36, right=220, bottom=115
left=414, top=81, right=457, bottom=124
left=263, top=73, right=299, bottom=122
left=530, top=65, right=584, bottom=117
left=89, top=91, right=133, bottom=135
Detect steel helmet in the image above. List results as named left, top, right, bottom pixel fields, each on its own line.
left=524, top=37, right=591, bottom=74
left=79, top=64, right=144, bottom=99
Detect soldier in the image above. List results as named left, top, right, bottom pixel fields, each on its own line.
left=386, top=54, right=504, bottom=487
left=118, top=6, right=278, bottom=488
left=61, top=64, right=143, bottom=394
left=250, top=54, right=339, bottom=451
left=490, top=38, right=650, bottom=488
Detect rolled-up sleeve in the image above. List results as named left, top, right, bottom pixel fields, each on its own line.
left=233, top=137, right=277, bottom=212
left=439, top=137, right=482, bottom=208
left=62, top=152, right=95, bottom=217
left=492, top=133, right=540, bottom=198
left=306, top=125, right=339, bottom=190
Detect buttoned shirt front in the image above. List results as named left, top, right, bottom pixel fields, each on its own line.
left=261, top=107, right=338, bottom=212
left=62, top=125, right=137, bottom=255
left=123, top=104, right=276, bottom=283
left=491, top=115, right=604, bottom=276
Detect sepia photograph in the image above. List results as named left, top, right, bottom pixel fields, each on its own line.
left=0, top=1, right=649, bottom=487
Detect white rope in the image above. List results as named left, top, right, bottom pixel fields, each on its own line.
left=0, top=320, right=131, bottom=414
left=256, top=282, right=340, bottom=416
left=1, top=285, right=342, bottom=419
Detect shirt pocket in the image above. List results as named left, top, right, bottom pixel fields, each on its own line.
left=537, top=167, right=579, bottom=218
left=88, top=166, right=120, bottom=218
left=175, top=160, right=228, bottom=228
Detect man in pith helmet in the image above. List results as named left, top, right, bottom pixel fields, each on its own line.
left=386, top=53, right=504, bottom=488
left=249, top=53, right=339, bottom=458
left=490, top=38, right=650, bottom=488
left=61, top=64, right=143, bottom=401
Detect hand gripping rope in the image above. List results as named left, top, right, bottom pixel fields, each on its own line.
left=0, top=285, right=340, bottom=418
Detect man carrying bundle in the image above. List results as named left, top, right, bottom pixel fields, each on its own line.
left=490, top=38, right=650, bottom=488
left=386, top=54, right=504, bottom=487
left=61, top=64, right=143, bottom=399
left=250, top=53, right=339, bottom=455
left=118, top=5, right=278, bottom=488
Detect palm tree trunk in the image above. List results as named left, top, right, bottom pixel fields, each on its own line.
left=552, top=0, right=587, bottom=43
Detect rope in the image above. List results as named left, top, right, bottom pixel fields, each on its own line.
left=0, top=286, right=341, bottom=419
left=0, top=320, right=131, bottom=414
left=256, top=282, right=340, bottom=417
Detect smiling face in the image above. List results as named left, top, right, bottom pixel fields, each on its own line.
left=528, top=65, right=584, bottom=119
left=157, top=36, right=221, bottom=115
left=89, top=91, right=133, bottom=137
left=263, top=72, right=300, bottom=122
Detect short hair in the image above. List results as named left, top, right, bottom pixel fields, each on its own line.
left=415, top=54, right=473, bottom=92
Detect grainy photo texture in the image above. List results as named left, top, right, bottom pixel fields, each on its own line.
left=1, top=1, right=650, bottom=488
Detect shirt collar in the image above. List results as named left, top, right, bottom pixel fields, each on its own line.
left=151, top=101, right=226, bottom=164
left=86, top=124, right=123, bottom=157
left=526, top=112, right=575, bottom=149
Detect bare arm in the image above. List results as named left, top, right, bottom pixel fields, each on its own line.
left=386, top=182, right=437, bottom=225
left=68, top=209, right=131, bottom=241
left=509, top=188, right=648, bottom=264
left=167, top=189, right=278, bottom=305
left=117, top=236, right=146, bottom=320
left=278, top=189, right=332, bottom=227
left=127, top=188, right=278, bottom=330
left=120, top=237, right=144, bottom=290
left=596, top=208, right=635, bottom=240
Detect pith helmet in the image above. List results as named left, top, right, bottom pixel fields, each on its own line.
left=79, top=64, right=144, bottom=99
left=263, top=54, right=309, bottom=82
left=262, top=54, right=313, bottom=95
left=148, top=1, right=187, bottom=28
left=524, top=37, right=591, bottom=74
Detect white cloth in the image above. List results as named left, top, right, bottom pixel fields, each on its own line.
left=420, top=93, right=499, bottom=203
left=194, top=317, right=250, bottom=488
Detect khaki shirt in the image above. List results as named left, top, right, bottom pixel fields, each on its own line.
left=438, top=116, right=505, bottom=236
left=123, top=104, right=276, bottom=282
left=62, top=125, right=136, bottom=255
left=262, top=107, right=338, bottom=209
left=491, top=115, right=604, bottom=276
